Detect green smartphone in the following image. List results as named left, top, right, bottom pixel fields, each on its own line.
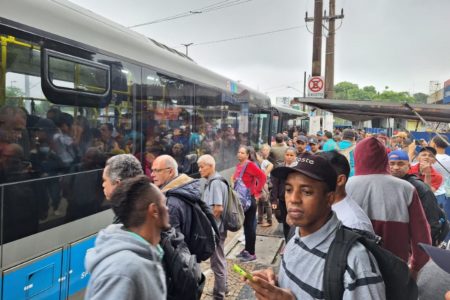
left=232, top=264, right=254, bottom=281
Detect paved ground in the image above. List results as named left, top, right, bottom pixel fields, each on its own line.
left=201, top=218, right=285, bottom=300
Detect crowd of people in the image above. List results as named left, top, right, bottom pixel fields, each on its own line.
left=82, top=123, right=450, bottom=300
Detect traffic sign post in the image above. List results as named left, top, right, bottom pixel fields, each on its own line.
left=307, top=76, right=325, bottom=98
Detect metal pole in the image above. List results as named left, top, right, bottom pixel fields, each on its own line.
left=403, top=102, right=450, bottom=146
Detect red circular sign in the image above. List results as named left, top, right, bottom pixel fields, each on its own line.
left=308, top=77, right=324, bottom=93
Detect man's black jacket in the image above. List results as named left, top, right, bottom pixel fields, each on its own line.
left=403, top=174, right=448, bottom=245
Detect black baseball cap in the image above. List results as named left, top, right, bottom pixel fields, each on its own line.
left=419, top=146, right=437, bottom=156
left=271, top=154, right=337, bottom=191
left=296, top=136, right=308, bottom=144
left=419, top=243, right=450, bottom=274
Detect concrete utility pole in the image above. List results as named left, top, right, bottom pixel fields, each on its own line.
left=306, top=0, right=344, bottom=98
left=307, top=0, right=323, bottom=77
left=324, top=0, right=344, bottom=99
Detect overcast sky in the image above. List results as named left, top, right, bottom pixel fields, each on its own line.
left=68, top=0, right=450, bottom=99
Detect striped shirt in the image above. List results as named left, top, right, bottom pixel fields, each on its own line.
left=278, top=213, right=386, bottom=300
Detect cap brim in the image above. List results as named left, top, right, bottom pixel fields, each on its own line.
left=271, top=166, right=323, bottom=182
left=419, top=243, right=450, bottom=274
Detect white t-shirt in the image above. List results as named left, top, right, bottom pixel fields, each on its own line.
left=434, top=154, right=450, bottom=196
left=332, top=196, right=375, bottom=233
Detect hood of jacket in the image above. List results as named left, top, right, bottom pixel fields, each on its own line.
left=85, top=224, right=159, bottom=274
left=163, top=174, right=200, bottom=203
left=354, top=137, right=390, bottom=176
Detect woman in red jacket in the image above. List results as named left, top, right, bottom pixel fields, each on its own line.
left=233, top=146, right=266, bottom=262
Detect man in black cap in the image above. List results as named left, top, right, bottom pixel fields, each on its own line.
left=245, top=155, right=385, bottom=299
left=308, top=137, right=320, bottom=154
left=294, top=135, right=309, bottom=158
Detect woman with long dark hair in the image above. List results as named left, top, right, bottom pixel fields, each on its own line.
left=233, top=146, right=266, bottom=262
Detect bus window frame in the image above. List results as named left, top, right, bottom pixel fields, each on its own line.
left=41, top=48, right=112, bottom=107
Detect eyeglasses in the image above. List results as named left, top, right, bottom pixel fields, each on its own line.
left=151, top=167, right=171, bottom=173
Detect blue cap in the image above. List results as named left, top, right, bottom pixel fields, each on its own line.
left=388, top=150, right=409, bottom=161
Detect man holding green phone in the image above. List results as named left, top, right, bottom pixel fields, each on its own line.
left=243, top=155, right=386, bottom=300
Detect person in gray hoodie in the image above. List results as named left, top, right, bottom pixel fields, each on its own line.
left=85, top=175, right=169, bottom=299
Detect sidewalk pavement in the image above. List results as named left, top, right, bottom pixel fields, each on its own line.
left=201, top=218, right=285, bottom=300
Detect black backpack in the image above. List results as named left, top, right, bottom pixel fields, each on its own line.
left=323, top=225, right=418, bottom=300
left=160, top=228, right=205, bottom=300
left=165, top=182, right=220, bottom=262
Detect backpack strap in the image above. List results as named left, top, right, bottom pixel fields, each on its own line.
left=286, top=226, right=296, bottom=243
left=323, top=226, right=360, bottom=300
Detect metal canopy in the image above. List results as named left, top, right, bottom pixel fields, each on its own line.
left=296, top=98, right=450, bottom=123
left=272, top=105, right=308, bottom=117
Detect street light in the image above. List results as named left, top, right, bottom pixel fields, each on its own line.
left=181, top=43, right=193, bottom=56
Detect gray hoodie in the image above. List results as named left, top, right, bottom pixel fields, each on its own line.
left=85, top=224, right=166, bottom=300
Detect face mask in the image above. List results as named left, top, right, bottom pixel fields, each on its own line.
left=40, top=146, right=50, bottom=154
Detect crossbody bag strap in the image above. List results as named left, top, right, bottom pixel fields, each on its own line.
left=238, top=162, right=249, bottom=180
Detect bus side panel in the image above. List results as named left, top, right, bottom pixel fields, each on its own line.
left=68, top=235, right=96, bottom=297
left=3, top=249, right=63, bottom=300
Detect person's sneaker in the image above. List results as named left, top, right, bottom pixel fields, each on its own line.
left=235, top=250, right=248, bottom=258
left=240, top=252, right=256, bottom=262
left=260, top=222, right=271, bottom=227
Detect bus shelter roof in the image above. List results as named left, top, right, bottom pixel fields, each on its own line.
left=296, top=98, right=450, bottom=123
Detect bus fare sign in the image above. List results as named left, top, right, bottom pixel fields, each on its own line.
left=307, top=76, right=324, bottom=98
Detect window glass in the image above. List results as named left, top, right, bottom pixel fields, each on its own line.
left=48, top=55, right=108, bottom=94
left=140, top=68, right=195, bottom=176
left=0, top=31, right=140, bottom=244
left=249, top=112, right=270, bottom=149
left=221, top=95, right=245, bottom=169
left=194, top=85, right=224, bottom=169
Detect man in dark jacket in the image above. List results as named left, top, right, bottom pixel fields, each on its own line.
left=389, top=150, right=449, bottom=245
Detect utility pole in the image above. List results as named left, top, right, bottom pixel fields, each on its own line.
left=324, top=0, right=344, bottom=99
left=305, top=0, right=323, bottom=77
left=181, top=43, right=193, bottom=56
left=305, top=0, right=344, bottom=98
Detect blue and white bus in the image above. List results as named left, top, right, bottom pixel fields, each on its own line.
left=0, top=1, right=272, bottom=298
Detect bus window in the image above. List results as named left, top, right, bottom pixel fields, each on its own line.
left=42, top=49, right=111, bottom=107
left=140, top=68, right=195, bottom=176
left=249, top=112, right=270, bottom=149
left=0, top=31, right=136, bottom=245
left=195, top=85, right=223, bottom=169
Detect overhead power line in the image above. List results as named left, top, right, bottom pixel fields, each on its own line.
left=128, top=0, right=253, bottom=28
left=185, top=25, right=305, bottom=47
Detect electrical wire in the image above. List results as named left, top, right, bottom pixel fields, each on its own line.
left=128, top=0, right=253, bottom=28
left=184, top=25, right=305, bottom=47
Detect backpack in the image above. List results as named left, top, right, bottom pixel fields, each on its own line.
left=160, top=228, right=205, bottom=300
left=208, top=177, right=244, bottom=232
left=323, top=225, right=418, bottom=300
left=233, top=162, right=252, bottom=212
left=165, top=181, right=220, bottom=262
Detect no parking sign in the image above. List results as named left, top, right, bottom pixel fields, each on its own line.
left=307, top=76, right=324, bottom=98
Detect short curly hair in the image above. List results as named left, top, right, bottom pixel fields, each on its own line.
left=110, top=175, right=163, bottom=228
left=105, top=154, right=143, bottom=182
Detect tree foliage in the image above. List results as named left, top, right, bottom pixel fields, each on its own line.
left=334, top=81, right=420, bottom=103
